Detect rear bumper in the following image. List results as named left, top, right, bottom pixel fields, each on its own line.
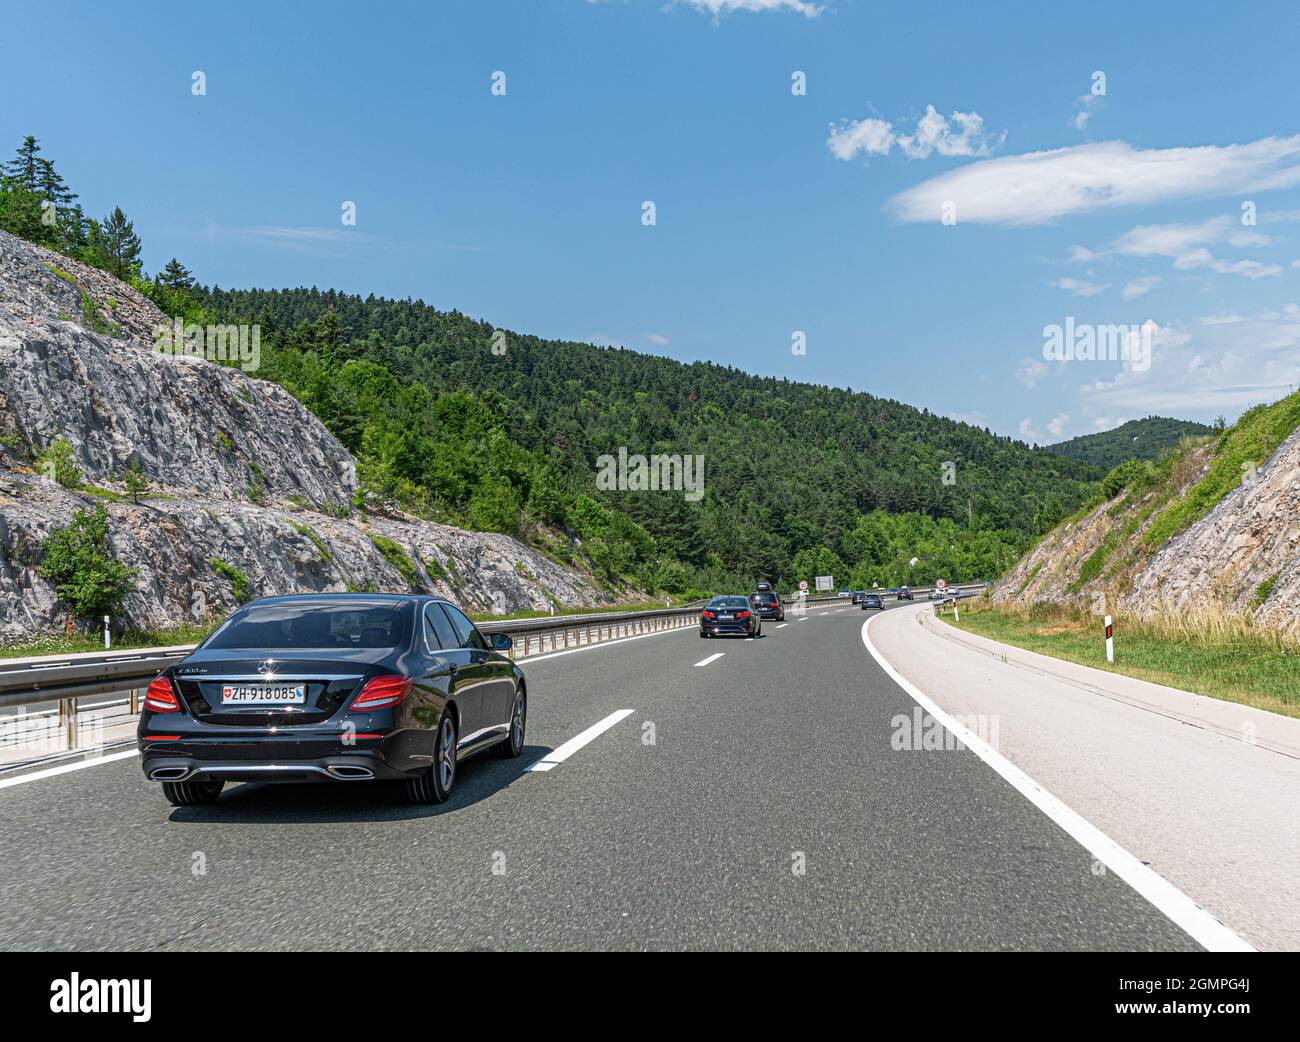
left=700, top=622, right=755, bottom=636
left=140, top=755, right=405, bottom=783
left=138, top=727, right=427, bottom=783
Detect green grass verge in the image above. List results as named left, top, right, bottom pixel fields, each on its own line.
left=1143, top=390, right=1300, bottom=548
left=948, top=600, right=1300, bottom=720
left=0, top=623, right=215, bottom=659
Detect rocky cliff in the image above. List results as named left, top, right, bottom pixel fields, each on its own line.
left=0, top=229, right=614, bottom=644
left=995, top=402, right=1300, bottom=636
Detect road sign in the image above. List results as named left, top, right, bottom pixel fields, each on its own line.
left=815, top=575, right=833, bottom=592
left=936, top=578, right=947, bottom=591
left=798, top=580, right=808, bottom=592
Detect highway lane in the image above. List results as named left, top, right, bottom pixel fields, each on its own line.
left=0, top=603, right=1198, bottom=950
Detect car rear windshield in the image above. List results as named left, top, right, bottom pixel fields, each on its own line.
left=205, top=602, right=408, bottom=650
left=708, top=596, right=750, bottom=608
left=751, top=593, right=778, bottom=603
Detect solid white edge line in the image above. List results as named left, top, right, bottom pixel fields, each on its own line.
left=694, top=653, right=725, bottom=667
left=526, top=709, right=634, bottom=773
left=860, top=613, right=1255, bottom=954
left=0, top=749, right=138, bottom=790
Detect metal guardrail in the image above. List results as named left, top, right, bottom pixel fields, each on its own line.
left=0, top=586, right=983, bottom=762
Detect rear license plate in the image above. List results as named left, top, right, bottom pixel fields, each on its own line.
left=221, top=684, right=306, bottom=705
left=719, top=613, right=733, bottom=619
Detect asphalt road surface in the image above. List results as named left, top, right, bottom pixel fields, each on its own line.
left=0, top=602, right=1200, bottom=951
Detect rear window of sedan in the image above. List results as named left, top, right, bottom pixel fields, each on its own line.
left=707, top=596, right=750, bottom=608
left=206, top=602, right=408, bottom=650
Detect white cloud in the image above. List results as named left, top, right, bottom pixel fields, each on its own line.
left=1048, top=413, right=1070, bottom=438
left=827, top=118, right=895, bottom=161
left=828, top=105, right=1002, bottom=163
left=676, top=0, right=822, bottom=16
left=1073, top=216, right=1282, bottom=282
left=897, top=106, right=1004, bottom=160
left=1121, top=275, right=1162, bottom=300
left=645, top=333, right=670, bottom=345
left=1070, top=93, right=1102, bottom=132
left=1080, top=307, right=1300, bottom=413
left=1052, top=276, right=1108, bottom=297
left=1015, top=357, right=1048, bottom=389
left=889, top=136, right=1300, bottom=225
left=1109, top=216, right=1269, bottom=257
left=1018, top=418, right=1042, bottom=443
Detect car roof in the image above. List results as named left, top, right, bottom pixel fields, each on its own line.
left=246, top=592, right=451, bottom=608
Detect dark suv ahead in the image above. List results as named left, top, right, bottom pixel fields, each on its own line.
left=750, top=589, right=785, bottom=621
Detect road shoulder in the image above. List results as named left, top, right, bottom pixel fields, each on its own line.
left=867, top=602, right=1300, bottom=952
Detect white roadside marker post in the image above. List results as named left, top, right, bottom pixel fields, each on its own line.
left=103, top=615, right=111, bottom=650
left=1104, top=615, right=1114, bottom=664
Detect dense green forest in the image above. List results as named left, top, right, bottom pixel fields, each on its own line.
left=2, top=134, right=1103, bottom=596
left=1046, top=416, right=1215, bottom=470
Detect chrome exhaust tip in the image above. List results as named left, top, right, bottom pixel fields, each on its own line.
left=326, top=764, right=374, bottom=780
left=149, top=766, right=191, bottom=781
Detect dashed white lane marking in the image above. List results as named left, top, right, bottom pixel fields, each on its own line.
left=775, top=623, right=789, bottom=629
left=693, top=653, right=725, bottom=667
left=0, top=750, right=138, bottom=790
left=859, top=613, right=1254, bottom=953
left=526, top=709, right=634, bottom=773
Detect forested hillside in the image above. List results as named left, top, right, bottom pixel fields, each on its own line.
left=190, top=286, right=1099, bottom=589
left=2, top=133, right=1101, bottom=596
left=1046, top=416, right=1215, bottom=470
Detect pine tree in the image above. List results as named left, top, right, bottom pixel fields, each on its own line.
left=122, top=459, right=150, bottom=504
left=36, top=157, right=77, bottom=205
left=95, top=206, right=142, bottom=279
left=2, top=135, right=42, bottom=191
left=157, top=257, right=195, bottom=291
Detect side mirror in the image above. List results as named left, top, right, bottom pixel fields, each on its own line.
left=489, top=633, right=513, bottom=652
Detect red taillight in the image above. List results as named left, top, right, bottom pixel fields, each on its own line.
left=145, top=675, right=180, bottom=713
left=736, top=610, right=751, bottom=619
left=701, top=610, right=716, bottom=619
left=350, top=674, right=413, bottom=712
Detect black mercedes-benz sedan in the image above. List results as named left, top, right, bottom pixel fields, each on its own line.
left=699, top=595, right=761, bottom=638
left=137, top=594, right=526, bottom=807
left=859, top=593, right=884, bottom=610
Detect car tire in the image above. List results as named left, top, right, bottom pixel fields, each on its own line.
left=161, top=779, right=223, bottom=806
left=492, top=685, right=526, bottom=758
left=407, top=709, right=457, bottom=804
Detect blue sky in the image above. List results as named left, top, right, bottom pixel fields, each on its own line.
left=5, top=0, right=1300, bottom=442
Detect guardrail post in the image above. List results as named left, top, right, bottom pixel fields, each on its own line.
left=60, top=697, right=77, bottom=750
left=129, top=688, right=139, bottom=714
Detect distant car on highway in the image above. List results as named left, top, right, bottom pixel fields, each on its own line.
left=928, top=588, right=946, bottom=600
left=700, top=595, right=761, bottom=638
left=897, top=586, right=913, bottom=601
left=837, top=589, right=852, bottom=598
left=859, top=593, right=883, bottom=610
left=750, top=589, right=785, bottom=621
left=137, top=593, right=526, bottom=808
left=851, top=590, right=867, bottom=604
